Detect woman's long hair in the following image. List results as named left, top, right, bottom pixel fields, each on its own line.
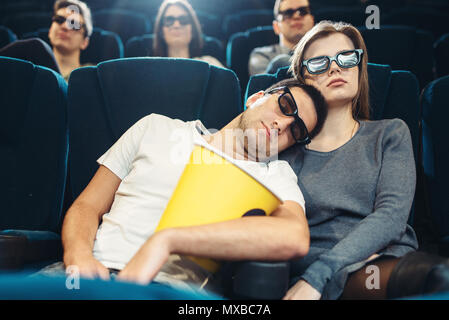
left=290, top=20, right=370, bottom=120
left=153, top=0, right=204, bottom=58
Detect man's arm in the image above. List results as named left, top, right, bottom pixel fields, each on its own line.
left=62, top=165, right=121, bottom=279
left=117, top=200, right=309, bottom=285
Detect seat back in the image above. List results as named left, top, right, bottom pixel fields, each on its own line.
left=125, top=34, right=224, bottom=64
left=23, top=27, right=124, bottom=65
left=246, top=63, right=420, bottom=162
left=314, top=6, right=367, bottom=27
left=421, top=75, right=449, bottom=241
left=383, top=8, right=449, bottom=39
left=360, top=26, right=435, bottom=88
left=0, top=57, right=68, bottom=232
left=226, top=26, right=278, bottom=92
left=92, top=9, right=152, bottom=45
left=434, top=33, right=449, bottom=78
left=0, top=25, right=17, bottom=49
left=67, top=57, right=242, bottom=202
left=222, top=10, right=273, bottom=40
left=2, top=11, right=51, bottom=37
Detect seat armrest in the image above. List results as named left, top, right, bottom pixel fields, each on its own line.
left=219, top=261, right=290, bottom=299
left=0, top=230, right=62, bottom=271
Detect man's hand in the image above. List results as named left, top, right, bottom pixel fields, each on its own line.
left=283, top=279, right=321, bottom=300
left=116, top=230, right=172, bottom=285
left=64, top=252, right=110, bottom=281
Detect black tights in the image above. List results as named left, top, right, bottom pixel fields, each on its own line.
left=340, top=251, right=449, bottom=300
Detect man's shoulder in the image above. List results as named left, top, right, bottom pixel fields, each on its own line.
left=251, top=44, right=281, bottom=56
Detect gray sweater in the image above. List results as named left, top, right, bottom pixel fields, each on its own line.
left=280, top=119, right=418, bottom=299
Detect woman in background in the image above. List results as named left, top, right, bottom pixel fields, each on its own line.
left=153, top=0, right=224, bottom=68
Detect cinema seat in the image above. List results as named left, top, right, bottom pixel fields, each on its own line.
left=23, top=27, right=124, bottom=65
left=360, top=26, right=435, bottom=88
left=383, top=7, right=449, bottom=39
left=0, top=25, right=17, bottom=49
left=0, top=273, right=221, bottom=299
left=0, top=56, right=68, bottom=271
left=125, top=33, right=224, bottom=65
left=222, top=10, right=273, bottom=40
left=66, top=57, right=242, bottom=202
left=92, top=9, right=152, bottom=45
left=434, top=34, right=449, bottom=78
left=66, top=57, right=293, bottom=299
left=421, top=75, right=449, bottom=256
left=2, top=11, right=52, bottom=37
left=314, top=6, right=367, bottom=27
left=226, top=26, right=278, bottom=92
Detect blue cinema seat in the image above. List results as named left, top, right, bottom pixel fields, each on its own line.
left=2, top=11, right=52, bottom=37
left=0, top=273, right=221, bottom=300
left=222, top=10, right=273, bottom=41
left=314, top=6, right=367, bottom=27
left=66, top=57, right=242, bottom=203
left=226, top=26, right=278, bottom=93
left=0, top=56, right=68, bottom=271
left=0, top=25, right=17, bottom=49
left=360, top=26, right=435, bottom=88
left=125, top=33, right=224, bottom=65
left=92, top=9, right=152, bottom=45
left=66, top=57, right=291, bottom=299
left=383, top=7, right=449, bottom=39
left=23, top=27, right=124, bottom=65
left=421, top=75, right=449, bottom=256
left=434, top=34, right=449, bottom=78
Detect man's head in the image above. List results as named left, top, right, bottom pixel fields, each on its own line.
left=238, top=78, right=327, bottom=160
left=48, top=0, right=92, bottom=55
left=273, top=0, right=314, bottom=49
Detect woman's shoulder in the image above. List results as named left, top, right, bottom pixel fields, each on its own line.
left=362, top=118, right=410, bottom=136
left=361, top=118, right=412, bottom=147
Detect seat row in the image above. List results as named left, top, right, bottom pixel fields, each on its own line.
left=2, top=3, right=449, bottom=43
left=0, top=56, right=448, bottom=270
left=2, top=23, right=449, bottom=92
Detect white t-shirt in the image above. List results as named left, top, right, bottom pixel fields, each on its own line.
left=93, top=114, right=305, bottom=270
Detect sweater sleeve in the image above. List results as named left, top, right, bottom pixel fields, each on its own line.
left=300, top=120, right=417, bottom=294
left=248, top=48, right=271, bottom=76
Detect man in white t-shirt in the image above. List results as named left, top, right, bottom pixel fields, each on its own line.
left=60, top=78, right=327, bottom=292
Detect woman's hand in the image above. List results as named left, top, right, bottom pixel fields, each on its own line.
left=283, top=279, right=322, bottom=300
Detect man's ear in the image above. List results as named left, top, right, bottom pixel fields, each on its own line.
left=80, top=36, right=89, bottom=50
left=273, top=20, right=281, bottom=36
left=245, top=90, right=265, bottom=109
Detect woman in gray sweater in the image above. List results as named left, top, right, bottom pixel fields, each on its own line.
left=282, top=20, right=449, bottom=300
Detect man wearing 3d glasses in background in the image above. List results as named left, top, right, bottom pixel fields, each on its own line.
left=249, top=0, right=315, bottom=76
left=48, top=0, right=93, bottom=82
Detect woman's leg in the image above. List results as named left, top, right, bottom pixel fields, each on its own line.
left=340, top=251, right=449, bottom=300
left=340, top=256, right=400, bottom=300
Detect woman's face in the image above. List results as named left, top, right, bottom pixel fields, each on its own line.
left=302, top=33, right=359, bottom=108
left=162, top=5, right=192, bottom=50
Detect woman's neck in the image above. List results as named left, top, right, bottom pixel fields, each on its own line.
left=167, top=46, right=190, bottom=58
left=53, top=48, right=81, bottom=77
left=307, top=102, right=359, bottom=152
